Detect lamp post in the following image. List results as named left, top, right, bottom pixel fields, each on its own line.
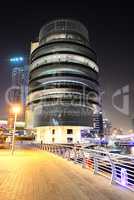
left=11, top=105, right=21, bottom=155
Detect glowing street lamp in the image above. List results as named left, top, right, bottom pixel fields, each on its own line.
left=11, top=104, right=21, bottom=155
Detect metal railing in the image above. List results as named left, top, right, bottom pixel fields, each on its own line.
left=37, top=143, right=134, bottom=192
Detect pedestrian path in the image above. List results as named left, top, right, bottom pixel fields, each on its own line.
left=0, top=149, right=133, bottom=200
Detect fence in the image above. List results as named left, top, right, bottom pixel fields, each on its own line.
left=37, top=143, right=134, bottom=192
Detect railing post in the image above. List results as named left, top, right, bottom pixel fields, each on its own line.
left=52, top=145, right=54, bottom=153
left=82, top=149, right=86, bottom=168
left=93, top=154, right=98, bottom=175
left=74, top=148, right=77, bottom=164
left=59, top=146, right=62, bottom=156
left=62, top=147, right=66, bottom=158
left=111, top=166, right=116, bottom=184
left=67, top=149, right=71, bottom=160
left=57, top=146, right=59, bottom=155
left=56, top=146, right=58, bottom=154
left=54, top=146, right=57, bottom=154
left=60, top=147, right=62, bottom=156
left=108, top=155, right=117, bottom=184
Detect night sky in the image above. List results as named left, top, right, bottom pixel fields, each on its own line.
left=0, top=1, right=134, bottom=131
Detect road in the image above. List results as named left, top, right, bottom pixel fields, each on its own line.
left=0, top=147, right=133, bottom=200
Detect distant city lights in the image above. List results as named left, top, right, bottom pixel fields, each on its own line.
left=10, top=57, right=24, bottom=63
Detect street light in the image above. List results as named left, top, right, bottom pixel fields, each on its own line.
left=11, top=104, right=21, bottom=155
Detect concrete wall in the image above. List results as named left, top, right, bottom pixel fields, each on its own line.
left=34, top=126, right=88, bottom=144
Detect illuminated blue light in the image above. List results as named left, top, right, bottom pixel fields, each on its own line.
left=128, top=141, right=134, bottom=146
left=19, top=57, right=23, bottom=61
left=10, top=57, right=24, bottom=63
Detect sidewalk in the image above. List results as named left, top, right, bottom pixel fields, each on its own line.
left=0, top=149, right=133, bottom=200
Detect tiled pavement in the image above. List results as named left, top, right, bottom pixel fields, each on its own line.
left=0, top=148, right=133, bottom=200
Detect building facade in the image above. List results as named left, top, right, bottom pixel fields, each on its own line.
left=93, top=113, right=103, bottom=135
left=103, top=118, right=112, bottom=137
left=26, top=19, right=101, bottom=143
left=8, top=59, right=28, bottom=128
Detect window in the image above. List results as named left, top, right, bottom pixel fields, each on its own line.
left=52, top=137, right=55, bottom=143
left=67, top=137, right=73, bottom=143
left=52, top=129, right=55, bottom=134
left=67, top=129, right=73, bottom=134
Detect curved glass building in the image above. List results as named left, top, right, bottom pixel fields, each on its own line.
left=26, top=19, right=101, bottom=143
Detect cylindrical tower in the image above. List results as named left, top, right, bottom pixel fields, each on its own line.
left=26, top=19, right=100, bottom=143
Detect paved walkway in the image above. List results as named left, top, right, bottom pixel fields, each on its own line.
left=0, top=148, right=133, bottom=200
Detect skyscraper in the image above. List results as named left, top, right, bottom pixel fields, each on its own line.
left=26, top=19, right=101, bottom=143
left=11, top=67, right=24, bottom=103
left=93, top=113, right=103, bottom=135
left=8, top=58, right=28, bottom=127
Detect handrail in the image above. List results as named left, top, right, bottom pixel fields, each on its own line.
left=37, top=143, right=134, bottom=192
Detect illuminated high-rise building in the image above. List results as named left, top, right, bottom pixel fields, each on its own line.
left=93, top=113, right=103, bottom=135
left=9, top=57, right=28, bottom=106
left=8, top=58, right=28, bottom=127
left=11, top=67, right=24, bottom=103
left=26, top=19, right=101, bottom=143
